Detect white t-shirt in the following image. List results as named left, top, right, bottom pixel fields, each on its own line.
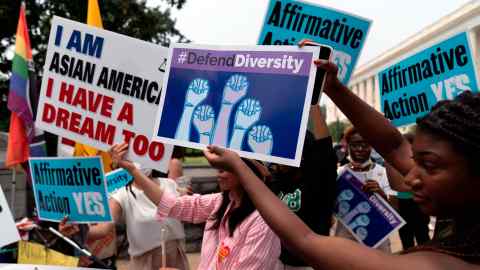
left=338, top=163, right=397, bottom=196
left=111, top=177, right=185, bottom=256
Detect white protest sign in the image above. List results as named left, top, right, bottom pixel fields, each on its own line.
left=36, top=16, right=173, bottom=171
left=0, top=187, right=20, bottom=248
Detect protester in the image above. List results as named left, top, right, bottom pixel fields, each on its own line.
left=335, top=126, right=397, bottom=252
left=385, top=133, right=431, bottom=250
left=267, top=105, right=336, bottom=269
left=202, top=59, right=480, bottom=269
left=60, top=168, right=189, bottom=270
left=109, top=143, right=282, bottom=270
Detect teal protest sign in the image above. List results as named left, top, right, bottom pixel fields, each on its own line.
left=29, top=157, right=112, bottom=223
left=379, top=32, right=479, bottom=126
left=105, top=168, right=133, bottom=194
left=258, top=0, right=371, bottom=84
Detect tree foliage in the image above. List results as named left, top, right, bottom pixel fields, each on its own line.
left=1, top=0, right=188, bottom=74
left=0, top=0, right=189, bottom=130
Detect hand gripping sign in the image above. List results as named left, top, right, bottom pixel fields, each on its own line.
left=35, top=16, right=173, bottom=171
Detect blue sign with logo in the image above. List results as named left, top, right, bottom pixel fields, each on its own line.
left=105, top=168, right=134, bottom=194
left=153, top=44, right=319, bottom=167
left=258, top=0, right=371, bottom=84
left=29, top=157, right=112, bottom=223
left=335, top=170, right=405, bottom=248
left=379, top=32, right=479, bottom=126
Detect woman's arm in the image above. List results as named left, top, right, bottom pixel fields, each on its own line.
left=385, top=162, right=412, bottom=192
left=203, top=146, right=474, bottom=270
left=317, top=61, right=414, bottom=175
left=168, top=158, right=183, bottom=180
left=87, top=199, right=122, bottom=240
left=310, top=104, right=329, bottom=140
left=109, top=143, right=165, bottom=205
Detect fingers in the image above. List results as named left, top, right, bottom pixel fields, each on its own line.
left=60, top=215, right=69, bottom=225
left=298, top=39, right=313, bottom=47
left=314, top=59, right=339, bottom=73
left=207, top=145, right=225, bottom=155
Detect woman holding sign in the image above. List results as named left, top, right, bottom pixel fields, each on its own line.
left=201, top=60, right=480, bottom=269
left=110, top=144, right=283, bottom=270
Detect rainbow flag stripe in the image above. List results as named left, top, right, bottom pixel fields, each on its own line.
left=6, top=3, right=46, bottom=167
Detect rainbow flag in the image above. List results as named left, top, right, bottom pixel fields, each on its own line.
left=6, top=3, right=46, bottom=167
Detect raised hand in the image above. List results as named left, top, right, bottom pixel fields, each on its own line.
left=337, top=201, right=351, bottom=217
left=185, top=78, right=210, bottom=107
left=337, top=189, right=354, bottom=202
left=229, top=98, right=262, bottom=150
left=109, top=143, right=135, bottom=172
left=355, top=227, right=369, bottom=241
left=247, top=125, right=273, bottom=155
left=203, top=145, right=242, bottom=172
left=343, top=201, right=372, bottom=224
left=212, top=74, right=249, bottom=146
left=192, top=105, right=216, bottom=144
left=175, top=78, right=210, bottom=141
left=348, top=214, right=370, bottom=230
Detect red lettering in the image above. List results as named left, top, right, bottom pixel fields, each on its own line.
left=149, top=142, right=165, bottom=161
left=100, top=95, right=113, bottom=117
left=46, top=78, right=54, bottom=98
left=71, top=87, right=87, bottom=109
left=133, top=134, right=148, bottom=155
left=42, top=103, right=56, bottom=123
left=88, top=91, right=103, bottom=115
left=59, top=82, right=74, bottom=104
left=79, top=117, right=94, bottom=138
left=69, top=111, right=82, bottom=133
left=121, top=129, right=135, bottom=143
left=117, top=102, right=133, bottom=124
left=56, top=108, right=70, bottom=129
left=95, top=122, right=116, bottom=144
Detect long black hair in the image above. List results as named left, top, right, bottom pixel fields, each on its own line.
left=209, top=158, right=265, bottom=236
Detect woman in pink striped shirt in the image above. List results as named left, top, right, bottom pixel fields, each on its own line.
left=110, top=143, right=282, bottom=270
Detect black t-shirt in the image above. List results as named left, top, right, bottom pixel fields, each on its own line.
left=268, top=136, right=337, bottom=266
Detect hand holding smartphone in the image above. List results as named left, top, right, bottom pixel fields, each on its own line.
left=303, top=41, right=332, bottom=105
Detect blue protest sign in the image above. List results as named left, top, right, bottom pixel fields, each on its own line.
left=153, top=44, right=319, bottom=166
left=29, top=157, right=112, bottom=223
left=379, top=32, right=479, bottom=126
left=258, top=0, right=371, bottom=84
left=105, top=168, right=133, bottom=194
left=335, top=170, right=405, bottom=248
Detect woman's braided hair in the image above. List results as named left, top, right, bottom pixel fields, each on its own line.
left=416, top=91, right=480, bottom=174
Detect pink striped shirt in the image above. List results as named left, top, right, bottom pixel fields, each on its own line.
left=156, top=192, right=282, bottom=270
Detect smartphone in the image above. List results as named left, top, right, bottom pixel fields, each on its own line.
left=304, top=41, right=332, bottom=105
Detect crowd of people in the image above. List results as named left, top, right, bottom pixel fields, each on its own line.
left=52, top=56, right=479, bottom=270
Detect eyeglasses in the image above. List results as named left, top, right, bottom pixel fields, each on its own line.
left=349, top=142, right=370, bottom=150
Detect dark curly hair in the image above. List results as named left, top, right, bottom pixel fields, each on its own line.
left=416, top=91, right=480, bottom=175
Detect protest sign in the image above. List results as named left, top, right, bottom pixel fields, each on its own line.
left=17, top=241, right=79, bottom=267
left=35, top=16, right=173, bottom=171
left=153, top=44, right=319, bottom=166
left=259, top=0, right=371, bottom=84
left=29, top=156, right=112, bottom=223
left=0, top=187, right=20, bottom=248
left=379, top=32, right=479, bottom=126
left=105, top=168, right=133, bottom=194
left=335, top=170, right=405, bottom=248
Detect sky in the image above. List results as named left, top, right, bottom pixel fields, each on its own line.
left=149, top=0, right=473, bottom=66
